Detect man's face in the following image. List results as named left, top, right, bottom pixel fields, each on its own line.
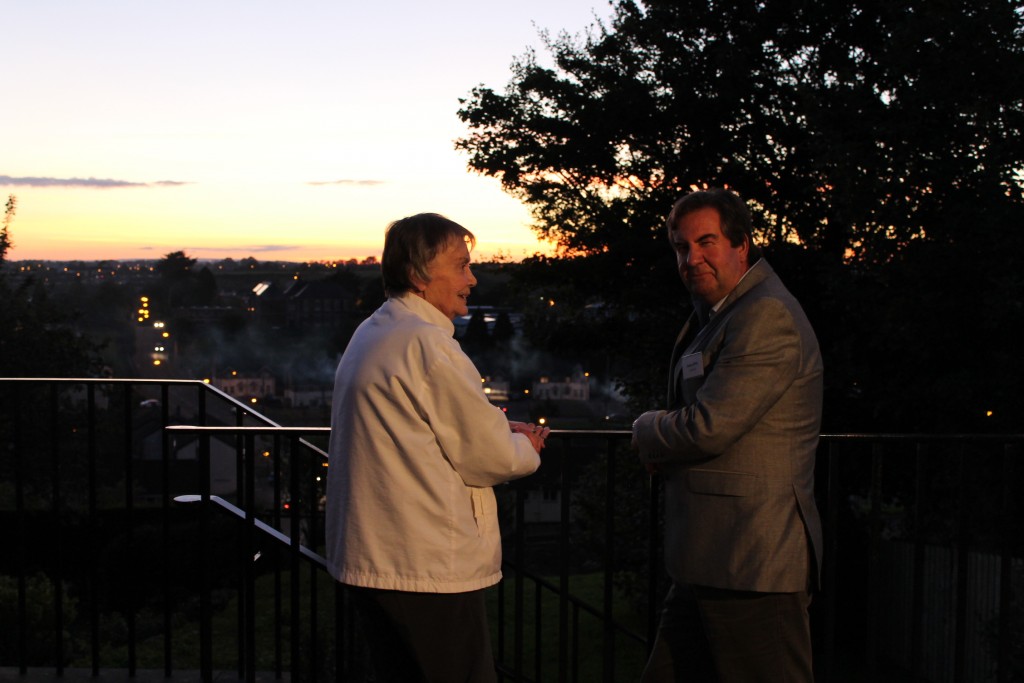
left=670, top=206, right=750, bottom=306
left=419, top=237, right=477, bottom=320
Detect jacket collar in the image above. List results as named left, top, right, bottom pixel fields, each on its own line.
left=700, top=257, right=774, bottom=317
left=391, top=292, right=457, bottom=337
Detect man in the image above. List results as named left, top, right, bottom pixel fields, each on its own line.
left=632, top=188, right=824, bottom=682
left=325, top=213, right=548, bottom=683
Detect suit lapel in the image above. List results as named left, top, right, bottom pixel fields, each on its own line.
left=667, top=312, right=700, bottom=407
left=666, top=260, right=776, bottom=408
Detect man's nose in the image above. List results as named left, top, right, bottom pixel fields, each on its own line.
left=468, top=268, right=478, bottom=287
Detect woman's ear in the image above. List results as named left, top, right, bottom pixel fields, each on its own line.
left=408, top=268, right=428, bottom=295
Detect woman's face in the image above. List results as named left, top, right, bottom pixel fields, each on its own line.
left=417, top=237, right=477, bottom=320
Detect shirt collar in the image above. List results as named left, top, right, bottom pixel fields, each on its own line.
left=392, top=291, right=456, bottom=336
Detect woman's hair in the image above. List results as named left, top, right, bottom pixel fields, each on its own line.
left=381, top=213, right=475, bottom=296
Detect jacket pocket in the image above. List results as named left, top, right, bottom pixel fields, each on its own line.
left=686, top=469, right=757, bottom=497
left=470, top=488, right=497, bottom=537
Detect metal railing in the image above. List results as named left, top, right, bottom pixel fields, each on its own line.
left=2, top=378, right=1021, bottom=682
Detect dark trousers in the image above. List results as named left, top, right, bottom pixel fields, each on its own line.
left=348, top=586, right=497, bottom=683
left=641, top=582, right=814, bottom=683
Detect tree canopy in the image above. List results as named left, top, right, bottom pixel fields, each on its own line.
left=0, top=196, right=104, bottom=377
left=457, top=0, right=1024, bottom=432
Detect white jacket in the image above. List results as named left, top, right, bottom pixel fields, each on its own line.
left=325, top=293, right=541, bottom=593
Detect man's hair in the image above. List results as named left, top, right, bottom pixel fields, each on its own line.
left=666, top=187, right=762, bottom=261
left=381, top=213, right=475, bottom=297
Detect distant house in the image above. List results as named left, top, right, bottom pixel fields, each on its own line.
left=214, top=369, right=276, bottom=401
left=284, top=279, right=356, bottom=331
left=532, top=366, right=590, bottom=402
left=481, top=376, right=510, bottom=402
left=284, top=384, right=332, bottom=408
left=252, top=278, right=357, bottom=332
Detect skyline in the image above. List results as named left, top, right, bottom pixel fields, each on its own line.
left=2, top=1, right=614, bottom=263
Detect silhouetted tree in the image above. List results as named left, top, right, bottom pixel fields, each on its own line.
left=492, top=311, right=515, bottom=346
left=0, top=195, right=14, bottom=265
left=461, top=309, right=492, bottom=354
left=154, top=250, right=198, bottom=311
left=0, top=195, right=103, bottom=377
left=457, top=0, right=1024, bottom=431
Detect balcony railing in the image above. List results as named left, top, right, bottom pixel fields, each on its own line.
left=1, top=378, right=1021, bottom=682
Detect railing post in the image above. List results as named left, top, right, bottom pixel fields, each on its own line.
left=13, top=382, right=28, bottom=676
left=273, top=433, right=284, bottom=678
left=647, top=469, right=661, bottom=654
left=199, top=429, right=213, bottom=682
left=865, top=441, right=884, bottom=681
left=243, top=432, right=257, bottom=683
left=306, top=434, right=321, bottom=683
left=49, top=381, right=65, bottom=676
left=290, top=434, right=302, bottom=681
left=821, top=438, right=840, bottom=683
left=87, top=382, right=100, bottom=676
left=997, top=441, right=1016, bottom=683
left=160, top=381, right=173, bottom=677
left=514, top=470, right=526, bottom=681
left=602, top=437, right=616, bottom=683
left=954, top=444, right=969, bottom=683
left=911, top=441, right=928, bottom=682
left=122, top=382, right=137, bottom=676
left=558, top=435, right=572, bottom=683
left=236, top=411, right=247, bottom=680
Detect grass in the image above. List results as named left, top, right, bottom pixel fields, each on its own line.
left=68, top=565, right=650, bottom=681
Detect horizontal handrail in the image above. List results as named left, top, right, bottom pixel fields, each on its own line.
left=173, top=493, right=327, bottom=567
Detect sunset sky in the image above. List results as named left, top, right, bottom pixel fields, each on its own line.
left=2, top=1, right=614, bottom=263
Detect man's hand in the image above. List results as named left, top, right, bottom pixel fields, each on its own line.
left=632, top=416, right=659, bottom=475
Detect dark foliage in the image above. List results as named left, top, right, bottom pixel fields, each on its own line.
left=457, top=0, right=1024, bottom=432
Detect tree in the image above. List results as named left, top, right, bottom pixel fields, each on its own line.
left=0, top=196, right=103, bottom=377
left=0, top=195, right=14, bottom=265
left=154, top=250, right=199, bottom=312
left=457, top=0, right=1024, bottom=431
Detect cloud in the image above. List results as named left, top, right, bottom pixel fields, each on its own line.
left=0, top=175, right=190, bottom=188
left=306, top=179, right=385, bottom=187
left=134, top=245, right=312, bottom=256
left=179, top=245, right=300, bottom=254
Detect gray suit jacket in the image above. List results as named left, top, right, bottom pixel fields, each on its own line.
left=633, top=259, right=823, bottom=593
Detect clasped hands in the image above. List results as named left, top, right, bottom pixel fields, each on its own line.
left=509, top=421, right=551, bottom=453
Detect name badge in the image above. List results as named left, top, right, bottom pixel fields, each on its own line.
left=681, top=352, right=704, bottom=379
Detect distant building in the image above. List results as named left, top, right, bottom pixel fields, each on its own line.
left=252, top=277, right=357, bottom=332
left=214, top=369, right=276, bottom=401
left=532, top=366, right=590, bottom=402
left=482, top=376, right=510, bottom=402
left=283, top=384, right=332, bottom=408
left=284, top=279, right=356, bottom=330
